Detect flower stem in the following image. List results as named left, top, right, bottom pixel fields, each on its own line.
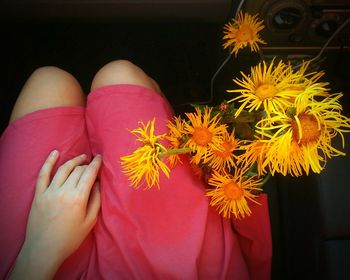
left=260, top=173, right=271, bottom=187
left=160, top=147, right=192, bottom=158
left=258, top=48, right=265, bottom=60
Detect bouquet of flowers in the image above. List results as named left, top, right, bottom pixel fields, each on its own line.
left=121, top=12, right=350, bottom=219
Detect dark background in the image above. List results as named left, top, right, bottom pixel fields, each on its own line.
left=2, top=19, right=349, bottom=132
left=1, top=1, right=350, bottom=279
left=0, top=19, right=231, bottom=133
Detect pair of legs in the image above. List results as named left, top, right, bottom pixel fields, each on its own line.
left=2, top=59, right=272, bottom=279
left=10, top=60, right=161, bottom=123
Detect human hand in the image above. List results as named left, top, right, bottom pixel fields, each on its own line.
left=10, top=150, right=102, bottom=280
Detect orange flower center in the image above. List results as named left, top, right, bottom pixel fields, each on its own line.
left=215, top=141, right=234, bottom=159
left=224, top=181, right=243, bottom=200
left=255, top=83, right=277, bottom=100
left=236, top=25, right=253, bottom=42
left=192, top=127, right=212, bottom=146
left=287, top=85, right=305, bottom=92
left=291, top=114, right=321, bottom=145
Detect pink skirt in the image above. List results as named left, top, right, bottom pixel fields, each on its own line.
left=0, top=85, right=272, bottom=280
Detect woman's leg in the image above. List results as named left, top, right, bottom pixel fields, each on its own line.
left=90, top=59, right=162, bottom=95
left=84, top=60, right=249, bottom=279
left=10, top=66, right=85, bottom=122
left=0, top=66, right=91, bottom=279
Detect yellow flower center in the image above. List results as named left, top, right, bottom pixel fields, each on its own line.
left=236, top=25, right=253, bottom=42
left=224, top=181, right=243, bottom=200
left=292, top=114, right=321, bottom=145
left=255, top=83, right=278, bottom=100
left=215, top=141, right=234, bottom=159
left=192, top=127, right=212, bottom=146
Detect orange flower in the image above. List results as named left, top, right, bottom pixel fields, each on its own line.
left=223, top=12, right=266, bottom=56
left=166, top=116, right=186, bottom=167
left=120, top=118, right=170, bottom=189
left=207, top=170, right=262, bottom=219
left=206, top=129, right=241, bottom=172
left=183, top=107, right=227, bottom=164
left=239, top=139, right=271, bottom=176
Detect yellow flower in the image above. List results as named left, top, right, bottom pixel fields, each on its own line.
left=183, top=107, right=227, bottom=164
left=120, top=118, right=170, bottom=189
left=228, top=59, right=303, bottom=117
left=166, top=116, right=186, bottom=167
left=285, top=61, right=331, bottom=105
left=239, top=139, right=271, bottom=176
left=206, top=129, right=241, bottom=172
left=132, top=117, right=163, bottom=146
left=295, top=61, right=327, bottom=87
left=290, top=63, right=333, bottom=110
left=223, top=12, right=266, bottom=56
left=257, top=94, right=350, bottom=176
left=207, top=170, right=262, bottom=219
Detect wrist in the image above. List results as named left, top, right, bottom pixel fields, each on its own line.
left=10, top=242, right=62, bottom=280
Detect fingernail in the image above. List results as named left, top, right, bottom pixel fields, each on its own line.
left=95, top=154, right=102, bottom=159
left=50, top=150, right=58, bottom=157
left=80, top=154, right=87, bottom=159
left=92, top=154, right=102, bottom=162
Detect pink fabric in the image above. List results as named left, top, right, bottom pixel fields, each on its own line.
left=0, top=84, right=272, bottom=279
left=232, top=195, right=272, bottom=280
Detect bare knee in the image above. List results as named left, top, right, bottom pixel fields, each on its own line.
left=90, top=60, right=161, bottom=94
left=10, top=66, right=84, bottom=123
left=21, top=66, right=83, bottom=101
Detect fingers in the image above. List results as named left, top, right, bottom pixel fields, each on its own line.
left=77, top=155, right=102, bottom=197
left=36, top=150, right=59, bottom=195
left=50, top=154, right=87, bottom=188
left=63, top=165, right=87, bottom=188
left=85, top=181, right=101, bottom=227
left=36, top=152, right=102, bottom=201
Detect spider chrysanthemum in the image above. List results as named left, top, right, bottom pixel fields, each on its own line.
left=207, top=170, right=262, bottom=219
left=228, top=60, right=304, bottom=117
left=295, top=61, right=326, bottom=87
left=286, top=61, right=331, bottom=105
left=206, top=129, right=241, bottom=172
left=223, top=12, right=266, bottom=56
left=120, top=118, right=170, bottom=189
left=166, top=116, right=186, bottom=167
left=239, top=139, right=271, bottom=176
left=183, top=107, right=228, bottom=164
left=257, top=94, right=350, bottom=176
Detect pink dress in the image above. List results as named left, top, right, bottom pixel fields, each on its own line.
left=0, top=85, right=272, bottom=279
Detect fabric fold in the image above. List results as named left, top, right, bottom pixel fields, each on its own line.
left=0, top=84, right=271, bottom=280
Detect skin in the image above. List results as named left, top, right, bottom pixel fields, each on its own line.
left=10, top=150, right=102, bottom=280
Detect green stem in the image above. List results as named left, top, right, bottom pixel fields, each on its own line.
left=243, top=161, right=258, bottom=178
left=160, top=147, right=192, bottom=158
left=258, top=48, right=265, bottom=61
left=260, top=173, right=271, bottom=187
left=245, top=170, right=257, bottom=177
